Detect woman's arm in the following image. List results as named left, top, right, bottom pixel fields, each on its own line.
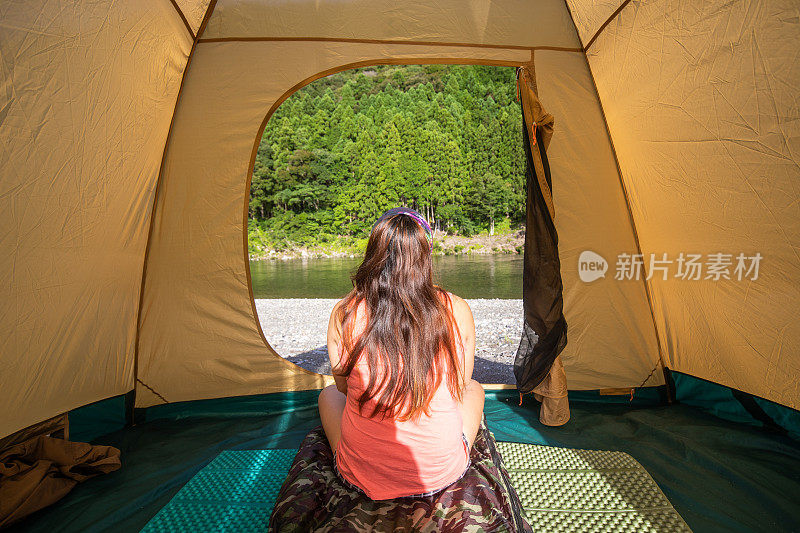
left=327, top=300, right=348, bottom=394
left=450, top=294, right=476, bottom=385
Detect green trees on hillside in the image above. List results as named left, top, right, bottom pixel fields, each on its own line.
left=249, top=65, right=525, bottom=249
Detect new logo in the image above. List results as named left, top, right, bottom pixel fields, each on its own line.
left=578, top=251, right=608, bottom=283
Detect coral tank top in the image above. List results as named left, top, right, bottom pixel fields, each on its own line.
left=334, top=294, right=469, bottom=500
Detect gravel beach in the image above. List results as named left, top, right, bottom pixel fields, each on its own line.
left=255, top=298, right=522, bottom=384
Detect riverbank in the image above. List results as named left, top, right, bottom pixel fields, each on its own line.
left=248, top=227, right=525, bottom=260
left=255, top=298, right=522, bottom=384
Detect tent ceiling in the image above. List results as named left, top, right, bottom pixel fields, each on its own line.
left=203, top=0, right=581, bottom=49
left=1, top=0, right=797, bottom=438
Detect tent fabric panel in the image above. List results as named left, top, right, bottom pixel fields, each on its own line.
left=0, top=1, right=192, bottom=438
left=586, top=0, right=800, bottom=410
left=535, top=50, right=663, bottom=390
left=136, top=42, right=530, bottom=408
left=203, top=0, right=581, bottom=50
left=564, top=0, right=627, bottom=46
left=672, top=370, right=800, bottom=441
left=68, top=394, right=129, bottom=444
left=173, top=0, right=214, bottom=35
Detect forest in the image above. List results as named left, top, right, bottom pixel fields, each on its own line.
left=248, top=64, right=527, bottom=255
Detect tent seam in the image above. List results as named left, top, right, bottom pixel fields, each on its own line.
left=561, top=0, right=670, bottom=393
left=132, top=0, right=219, bottom=420
left=136, top=379, right=168, bottom=404
left=197, top=36, right=583, bottom=53
left=636, top=362, right=660, bottom=389
left=195, top=0, right=218, bottom=41
left=584, top=0, right=632, bottom=52
left=167, top=0, right=195, bottom=40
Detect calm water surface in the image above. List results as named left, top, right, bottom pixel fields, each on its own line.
left=250, top=254, right=523, bottom=299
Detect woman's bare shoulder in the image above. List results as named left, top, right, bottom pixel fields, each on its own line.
left=332, top=294, right=358, bottom=316
left=443, top=291, right=473, bottom=322
left=328, top=297, right=349, bottom=331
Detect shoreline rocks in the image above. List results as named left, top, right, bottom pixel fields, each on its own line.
left=255, top=298, right=522, bottom=384
left=249, top=230, right=525, bottom=261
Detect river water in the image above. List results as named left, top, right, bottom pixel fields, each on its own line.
left=249, top=254, right=524, bottom=299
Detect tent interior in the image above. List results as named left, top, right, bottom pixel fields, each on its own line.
left=2, top=0, right=799, bottom=531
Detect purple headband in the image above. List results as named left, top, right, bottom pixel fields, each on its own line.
left=372, top=207, right=433, bottom=248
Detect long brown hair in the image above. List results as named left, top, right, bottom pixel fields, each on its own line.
left=334, top=213, right=464, bottom=421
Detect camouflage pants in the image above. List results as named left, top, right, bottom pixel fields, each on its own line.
left=268, top=419, right=532, bottom=532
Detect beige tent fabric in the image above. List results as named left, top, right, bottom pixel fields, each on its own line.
left=0, top=1, right=193, bottom=437
left=583, top=0, right=800, bottom=410
left=203, top=0, right=581, bottom=50
left=536, top=50, right=663, bottom=389
left=174, top=0, right=213, bottom=35
left=135, top=41, right=529, bottom=408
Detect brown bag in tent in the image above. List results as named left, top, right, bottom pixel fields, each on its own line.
left=0, top=429, right=121, bottom=528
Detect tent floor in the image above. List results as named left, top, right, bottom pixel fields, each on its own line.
left=9, top=390, right=800, bottom=532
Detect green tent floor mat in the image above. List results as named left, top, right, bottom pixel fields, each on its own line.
left=495, top=442, right=691, bottom=532
left=8, top=390, right=800, bottom=532
left=140, top=442, right=691, bottom=532
left=141, top=449, right=295, bottom=532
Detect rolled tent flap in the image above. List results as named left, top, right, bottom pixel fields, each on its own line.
left=514, top=67, right=569, bottom=400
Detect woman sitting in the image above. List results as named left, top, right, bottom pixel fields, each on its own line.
left=318, top=207, right=485, bottom=500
